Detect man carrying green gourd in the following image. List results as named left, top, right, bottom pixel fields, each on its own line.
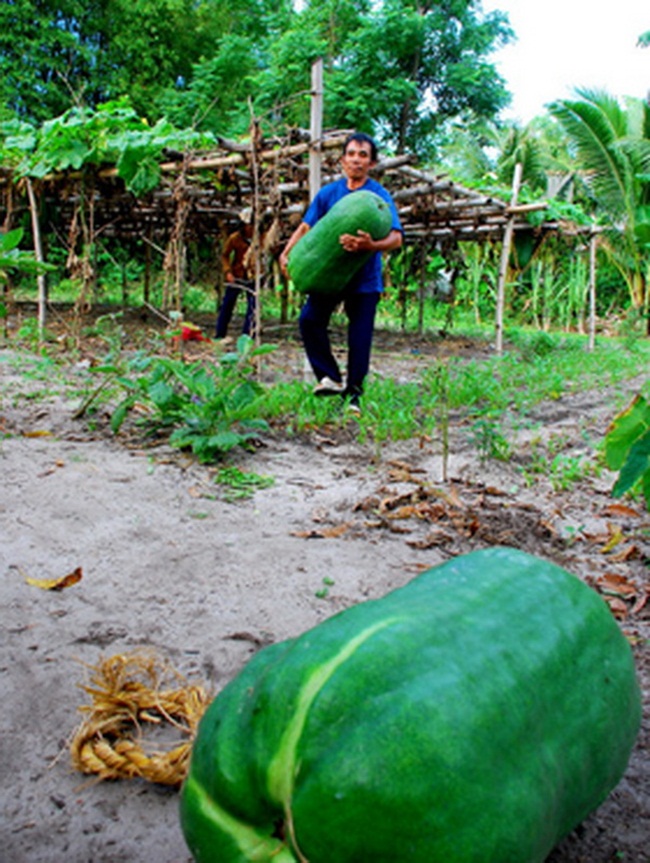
left=279, top=132, right=403, bottom=414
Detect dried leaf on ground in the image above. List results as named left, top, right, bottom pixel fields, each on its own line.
left=600, top=524, right=625, bottom=553
left=630, top=590, right=649, bottom=616
left=290, top=523, right=351, bottom=539
left=609, top=544, right=641, bottom=562
left=22, top=566, right=83, bottom=591
left=603, top=503, right=643, bottom=519
left=605, top=596, right=630, bottom=619
left=407, top=530, right=455, bottom=549
left=596, top=572, right=638, bottom=598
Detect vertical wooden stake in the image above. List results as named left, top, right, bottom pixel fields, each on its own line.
left=588, top=230, right=597, bottom=352
left=25, top=179, right=47, bottom=340
left=144, top=229, right=152, bottom=305
left=418, top=241, right=426, bottom=335
left=309, top=59, right=324, bottom=202
left=247, top=105, right=263, bottom=374
left=495, top=163, right=522, bottom=355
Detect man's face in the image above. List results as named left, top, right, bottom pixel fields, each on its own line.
left=341, top=139, right=375, bottom=181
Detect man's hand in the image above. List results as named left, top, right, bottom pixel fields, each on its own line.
left=339, top=230, right=373, bottom=253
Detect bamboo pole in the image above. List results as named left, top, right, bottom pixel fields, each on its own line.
left=495, top=163, right=523, bottom=355
left=418, top=241, right=426, bottom=335
left=506, top=202, right=548, bottom=215
left=25, top=179, right=47, bottom=339
left=309, top=59, right=324, bottom=202
left=588, top=230, right=598, bottom=352
left=248, top=111, right=263, bottom=361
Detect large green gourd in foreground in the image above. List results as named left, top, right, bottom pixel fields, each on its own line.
left=180, top=547, right=641, bottom=863
left=287, top=190, right=393, bottom=294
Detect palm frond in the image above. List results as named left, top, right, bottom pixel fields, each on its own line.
left=549, top=90, right=633, bottom=219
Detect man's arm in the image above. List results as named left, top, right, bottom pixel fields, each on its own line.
left=221, top=234, right=237, bottom=282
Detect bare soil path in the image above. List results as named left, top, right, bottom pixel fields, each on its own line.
left=1, top=320, right=648, bottom=863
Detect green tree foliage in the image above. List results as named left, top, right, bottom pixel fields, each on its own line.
left=338, top=0, right=513, bottom=154
left=247, top=0, right=513, bottom=155
left=550, top=89, right=650, bottom=319
left=1, top=0, right=513, bottom=155
left=438, top=119, right=550, bottom=196
left=160, top=0, right=295, bottom=135
left=0, top=0, right=93, bottom=120
left=0, top=0, right=281, bottom=124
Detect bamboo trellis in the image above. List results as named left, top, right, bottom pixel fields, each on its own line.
left=1, top=125, right=598, bottom=344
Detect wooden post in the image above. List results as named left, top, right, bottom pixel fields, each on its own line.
left=144, top=229, right=151, bottom=305
left=309, top=59, right=324, bottom=202
left=25, top=179, right=47, bottom=339
left=588, top=230, right=597, bottom=352
left=418, top=241, right=426, bottom=335
left=495, top=163, right=523, bottom=355
left=246, top=105, right=264, bottom=370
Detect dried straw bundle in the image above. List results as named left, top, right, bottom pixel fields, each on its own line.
left=70, top=651, right=211, bottom=786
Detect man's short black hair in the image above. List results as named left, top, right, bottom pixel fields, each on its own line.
left=343, top=132, right=378, bottom=162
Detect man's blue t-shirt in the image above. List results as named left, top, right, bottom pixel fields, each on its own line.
left=303, top=177, right=403, bottom=294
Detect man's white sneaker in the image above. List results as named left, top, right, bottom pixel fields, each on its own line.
left=313, top=376, right=346, bottom=396
left=345, top=396, right=361, bottom=415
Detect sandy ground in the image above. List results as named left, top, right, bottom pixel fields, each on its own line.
left=1, top=329, right=648, bottom=863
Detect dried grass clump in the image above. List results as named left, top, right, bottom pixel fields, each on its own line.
left=70, top=651, right=211, bottom=786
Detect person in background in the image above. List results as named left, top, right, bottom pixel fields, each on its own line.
left=216, top=208, right=256, bottom=339
left=279, top=132, right=403, bottom=413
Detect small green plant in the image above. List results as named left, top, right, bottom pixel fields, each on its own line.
left=0, top=228, right=51, bottom=284
left=215, top=465, right=275, bottom=501
left=94, top=335, right=275, bottom=462
left=605, top=393, right=650, bottom=510
left=548, top=454, right=594, bottom=492
left=315, top=576, right=335, bottom=599
left=561, top=523, right=586, bottom=546
left=14, top=316, right=58, bottom=348
left=82, top=312, right=127, bottom=353
left=508, top=329, right=558, bottom=361
left=468, top=417, right=511, bottom=463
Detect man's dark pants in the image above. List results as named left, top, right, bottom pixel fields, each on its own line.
left=215, top=280, right=256, bottom=338
left=299, top=290, right=380, bottom=398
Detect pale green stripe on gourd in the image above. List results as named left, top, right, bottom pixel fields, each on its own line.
left=266, top=617, right=398, bottom=858
left=181, top=775, right=296, bottom=863
left=267, top=617, right=396, bottom=806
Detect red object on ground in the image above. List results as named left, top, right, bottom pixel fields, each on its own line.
left=180, top=323, right=209, bottom=342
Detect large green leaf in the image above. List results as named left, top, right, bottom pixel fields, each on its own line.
left=605, top=394, right=650, bottom=508
left=605, top=394, right=650, bottom=470
left=0, top=228, right=24, bottom=254
left=612, top=428, right=650, bottom=499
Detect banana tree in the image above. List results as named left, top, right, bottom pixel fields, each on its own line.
left=549, top=89, right=650, bottom=330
